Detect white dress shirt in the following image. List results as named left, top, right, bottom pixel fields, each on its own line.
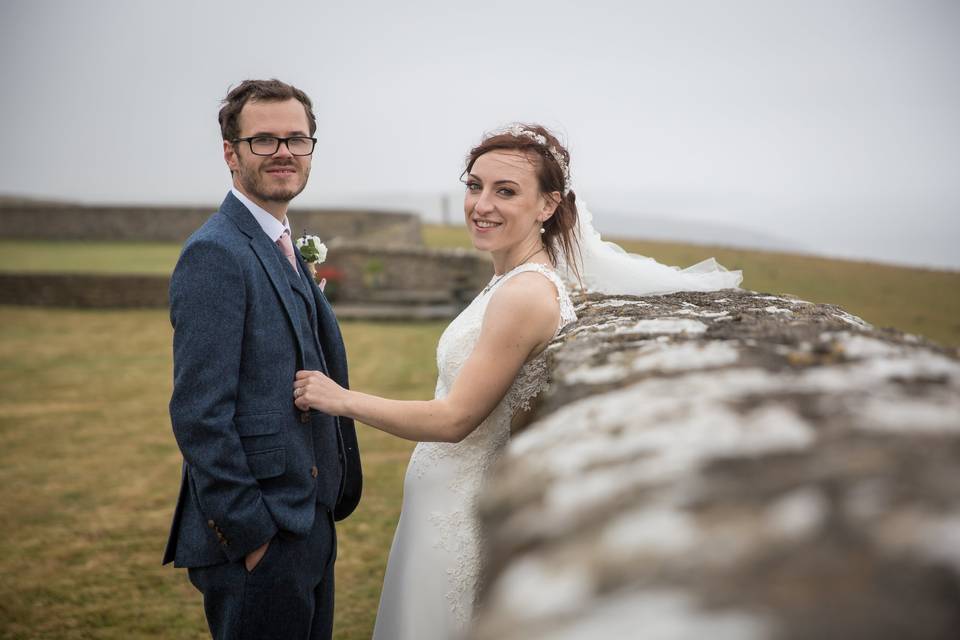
left=231, top=187, right=292, bottom=243
left=231, top=187, right=300, bottom=279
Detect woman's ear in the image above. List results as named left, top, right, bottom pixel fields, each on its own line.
left=540, top=191, right=561, bottom=221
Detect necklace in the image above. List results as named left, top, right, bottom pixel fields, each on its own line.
left=482, top=245, right=546, bottom=295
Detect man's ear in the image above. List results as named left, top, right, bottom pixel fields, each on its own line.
left=224, top=140, right=239, bottom=174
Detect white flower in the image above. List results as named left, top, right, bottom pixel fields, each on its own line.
left=296, top=234, right=328, bottom=264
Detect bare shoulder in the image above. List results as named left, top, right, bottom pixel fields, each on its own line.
left=501, top=268, right=562, bottom=299
left=484, top=269, right=561, bottom=335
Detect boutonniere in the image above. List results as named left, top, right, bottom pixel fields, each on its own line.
left=296, top=233, right=328, bottom=265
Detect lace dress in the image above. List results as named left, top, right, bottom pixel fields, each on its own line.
left=371, top=263, right=577, bottom=640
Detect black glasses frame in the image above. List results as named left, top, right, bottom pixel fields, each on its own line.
left=231, top=136, right=318, bottom=156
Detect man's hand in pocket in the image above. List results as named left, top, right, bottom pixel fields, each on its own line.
left=245, top=539, right=271, bottom=572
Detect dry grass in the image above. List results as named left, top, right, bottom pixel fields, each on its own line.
left=0, top=307, right=443, bottom=639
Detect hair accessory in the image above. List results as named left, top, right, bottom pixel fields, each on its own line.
left=490, top=124, right=571, bottom=196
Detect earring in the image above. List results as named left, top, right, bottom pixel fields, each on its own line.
left=539, top=226, right=546, bottom=235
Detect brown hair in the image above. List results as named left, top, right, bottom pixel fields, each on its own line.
left=464, top=124, right=580, bottom=280
left=218, top=79, right=317, bottom=141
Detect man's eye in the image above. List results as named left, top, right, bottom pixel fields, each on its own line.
left=287, top=137, right=311, bottom=150
left=251, top=136, right=275, bottom=145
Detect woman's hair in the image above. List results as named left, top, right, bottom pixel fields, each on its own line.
left=464, top=124, right=580, bottom=280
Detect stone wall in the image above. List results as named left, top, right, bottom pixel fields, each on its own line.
left=0, top=273, right=169, bottom=308
left=322, top=240, right=492, bottom=304
left=471, top=290, right=960, bottom=640
left=0, top=200, right=422, bottom=245
left=0, top=242, right=493, bottom=311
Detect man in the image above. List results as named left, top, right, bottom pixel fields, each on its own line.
left=163, top=79, right=362, bottom=640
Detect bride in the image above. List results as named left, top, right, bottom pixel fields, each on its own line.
left=293, top=123, right=742, bottom=638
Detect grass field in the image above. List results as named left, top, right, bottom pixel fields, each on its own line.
left=1, top=222, right=958, bottom=638
left=0, top=307, right=443, bottom=639
left=0, top=241, right=180, bottom=275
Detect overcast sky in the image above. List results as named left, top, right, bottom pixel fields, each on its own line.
left=2, top=0, right=958, bottom=269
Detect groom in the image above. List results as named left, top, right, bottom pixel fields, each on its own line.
left=163, top=79, right=362, bottom=639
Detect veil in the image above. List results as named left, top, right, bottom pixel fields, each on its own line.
left=554, top=199, right=743, bottom=296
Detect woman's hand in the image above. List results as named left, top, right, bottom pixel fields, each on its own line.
left=294, top=370, right=350, bottom=415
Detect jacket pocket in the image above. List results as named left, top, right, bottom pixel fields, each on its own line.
left=234, top=412, right=283, bottom=437
left=245, top=447, right=286, bottom=480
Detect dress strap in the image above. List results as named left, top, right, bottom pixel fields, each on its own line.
left=490, top=262, right=577, bottom=331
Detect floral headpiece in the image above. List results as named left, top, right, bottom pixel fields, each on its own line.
left=489, top=124, right=571, bottom=196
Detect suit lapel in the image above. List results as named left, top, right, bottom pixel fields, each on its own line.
left=289, top=251, right=330, bottom=373
left=300, top=254, right=349, bottom=389
left=220, top=192, right=307, bottom=366
left=250, top=235, right=307, bottom=365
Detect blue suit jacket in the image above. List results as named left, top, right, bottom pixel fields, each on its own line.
left=163, top=192, right=362, bottom=568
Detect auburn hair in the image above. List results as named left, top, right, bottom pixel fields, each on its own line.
left=464, top=124, right=580, bottom=281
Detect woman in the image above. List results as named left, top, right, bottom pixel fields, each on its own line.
left=293, top=124, right=742, bottom=638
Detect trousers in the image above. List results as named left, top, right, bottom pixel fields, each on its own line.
left=188, top=508, right=337, bottom=640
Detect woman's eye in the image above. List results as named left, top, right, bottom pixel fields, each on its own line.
left=497, top=188, right=515, bottom=196
left=466, top=182, right=481, bottom=191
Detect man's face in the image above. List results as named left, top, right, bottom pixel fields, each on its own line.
left=224, top=98, right=313, bottom=205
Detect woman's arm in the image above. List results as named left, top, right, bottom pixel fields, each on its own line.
left=294, top=272, right=561, bottom=443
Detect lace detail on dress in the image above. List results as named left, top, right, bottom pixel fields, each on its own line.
left=502, top=263, right=577, bottom=414
left=404, top=262, right=577, bottom=627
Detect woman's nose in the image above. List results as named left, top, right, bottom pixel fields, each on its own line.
left=474, top=190, right=495, bottom=214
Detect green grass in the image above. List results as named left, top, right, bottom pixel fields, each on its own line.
left=0, top=241, right=181, bottom=274
left=0, top=307, right=443, bottom=639
left=423, top=224, right=960, bottom=347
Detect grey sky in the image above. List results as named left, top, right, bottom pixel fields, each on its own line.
left=2, top=0, right=958, bottom=268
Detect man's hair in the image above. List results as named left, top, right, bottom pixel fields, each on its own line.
left=218, top=79, right=317, bottom=141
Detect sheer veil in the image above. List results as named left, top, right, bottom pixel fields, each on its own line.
left=554, top=198, right=743, bottom=296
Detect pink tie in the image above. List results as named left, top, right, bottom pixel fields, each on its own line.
left=276, top=231, right=299, bottom=274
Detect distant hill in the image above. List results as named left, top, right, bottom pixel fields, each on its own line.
left=590, top=210, right=807, bottom=254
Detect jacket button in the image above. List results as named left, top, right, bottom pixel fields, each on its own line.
left=300, top=412, right=310, bottom=424
left=207, top=520, right=215, bottom=529
left=311, top=466, right=319, bottom=478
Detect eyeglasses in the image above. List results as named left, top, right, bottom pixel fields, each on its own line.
left=232, top=136, right=317, bottom=156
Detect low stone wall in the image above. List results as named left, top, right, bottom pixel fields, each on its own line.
left=471, top=290, right=960, bottom=639
left=0, top=243, right=493, bottom=311
left=0, top=200, right=422, bottom=245
left=323, top=240, right=492, bottom=304
left=0, top=273, right=170, bottom=308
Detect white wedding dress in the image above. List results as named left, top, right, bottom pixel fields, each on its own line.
left=372, top=262, right=577, bottom=640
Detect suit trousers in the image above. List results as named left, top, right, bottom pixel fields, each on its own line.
left=188, top=507, right=337, bottom=640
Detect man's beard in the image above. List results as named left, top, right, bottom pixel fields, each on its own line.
left=236, top=159, right=309, bottom=203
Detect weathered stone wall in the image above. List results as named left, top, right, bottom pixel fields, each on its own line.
left=0, top=242, right=493, bottom=311
left=471, top=290, right=960, bottom=640
left=0, top=273, right=170, bottom=308
left=323, top=240, right=492, bottom=304
left=0, top=200, right=422, bottom=245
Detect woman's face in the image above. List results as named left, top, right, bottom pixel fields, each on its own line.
left=463, top=150, right=554, bottom=254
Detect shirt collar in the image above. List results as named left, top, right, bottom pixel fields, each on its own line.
left=231, top=187, right=292, bottom=243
